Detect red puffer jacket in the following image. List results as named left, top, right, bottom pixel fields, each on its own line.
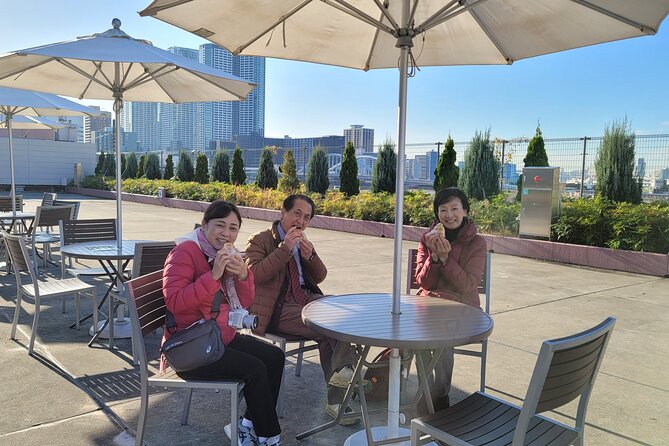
left=415, top=218, right=487, bottom=308
left=162, top=240, right=254, bottom=347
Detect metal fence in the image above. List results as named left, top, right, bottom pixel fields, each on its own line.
left=119, top=133, right=669, bottom=198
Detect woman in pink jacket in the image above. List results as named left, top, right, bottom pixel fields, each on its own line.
left=163, top=200, right=283, bottom=446
left=414, top=187, right=487, bottom=414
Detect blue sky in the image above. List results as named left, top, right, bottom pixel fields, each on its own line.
left=1, top=1, right=668, bottom=145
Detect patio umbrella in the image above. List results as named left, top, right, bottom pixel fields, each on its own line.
left=0, top=87, right=96, bottom=214
left=140, top=0, right=669, bottom=443
left=0, top=18, right=255, bottom=248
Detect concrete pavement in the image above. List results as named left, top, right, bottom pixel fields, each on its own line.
left=0, top=193, right=666, bottom=446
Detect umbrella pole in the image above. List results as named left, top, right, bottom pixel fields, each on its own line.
left=113, top=64, right=123, bottom=251
left=387, top=0, right=411, bottom=440
left=7, top=114, right=16, bottom=215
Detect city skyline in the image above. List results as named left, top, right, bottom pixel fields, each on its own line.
left=1, top=2, right=668, bottom=146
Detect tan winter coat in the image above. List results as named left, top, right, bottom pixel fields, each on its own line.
left=245, top=221, right=327, bottom=334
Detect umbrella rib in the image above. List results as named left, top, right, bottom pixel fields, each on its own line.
left=418, top=0, right=491, bottom=33
left=58, top=59, right=112, bottom=93
left=370, top=0, right=398, bottom=30
left=140, top=0, right=194, bottom=17
left=569, top=0, right=657, bottom=33
left=125, top=65, right=178, bottom=91
left=0, top=55, right=56, bottom=82
left=186, top=70, right=249, bottom=101
left=467, top=7, right=512, bottom=64
left=234, top=0, right=314, bottom=54
left=325, top=0, right=397, bottom=34
left=364, top=7, right=388, bottom=71
left=120, top=62, right=135, bottom=89
left=416, top=0, right=459, bottom=32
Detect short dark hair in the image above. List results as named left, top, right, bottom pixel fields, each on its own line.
left=282, top=194, right=316, bottom=219
left=433, top=187, right=470, bottom=219
left=203, top=200, right=242, bottom=226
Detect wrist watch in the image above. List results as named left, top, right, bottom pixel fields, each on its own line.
left=308, top=252, right=316, bottom=261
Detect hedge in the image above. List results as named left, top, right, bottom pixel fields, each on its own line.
left=80, top=176, right=669, bottom=253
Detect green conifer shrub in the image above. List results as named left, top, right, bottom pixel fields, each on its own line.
left=145, top=152, right=161, bottom=180
left=211, top=150, right=231, bottom=183
left=176, top=150, right=194, bottom=182
left=124, top=152, right=138, bottom=179
left=95, top=152, right=105, bottom=176
left=231, top=146, right=246, bottom=185
left=278, top=149, right=301, bottom=192
left=371, top=139, right=396, bottom=194
left=137, top=154, right=146, bottom=178
left=433, top=135, right=459, bottom=191
left=194, top=152, right=210, bottom=184
left=163, top=154, right=174, bottom=180
left=306, top=147, right=329, bottom=195
left=594, top=117, right=641, bottom=204
left=516, top=125, right=549, bottom=201
left=340, top=140, right=360, bottom=196
left=256, top=147, right=278, bottom=189
left=459, top=129, right=500, bottom=200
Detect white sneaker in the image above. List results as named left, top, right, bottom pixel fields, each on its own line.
left=328, top=365, right=354, bottom=388
left=224, top=418, right=257, bottom=446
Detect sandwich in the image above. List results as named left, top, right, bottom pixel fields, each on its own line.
left=432, top=222, right=445, bottom=237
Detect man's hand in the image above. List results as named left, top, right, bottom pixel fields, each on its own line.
left=299, top=233, right=315, bottom=260
left=283, top=226, right=304, bottom=250
left=225, top=252, right=248, bottom=280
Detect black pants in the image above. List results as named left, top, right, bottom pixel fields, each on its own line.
left=178, top=334, right=284, bottom=437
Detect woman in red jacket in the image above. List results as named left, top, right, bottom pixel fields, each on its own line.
left=414, top=187, right=487, bottom=413
left=163, top=200, right=284, bottom=446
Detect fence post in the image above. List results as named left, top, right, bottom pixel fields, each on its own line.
left=500, top=140, right=507, bottom=191
left=579, top=136, right=591, bottom=198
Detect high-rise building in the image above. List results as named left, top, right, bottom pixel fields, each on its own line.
left=85, top=106, right=112, bottom=144
left=124, top=44, right=265, bottom=152
left=344, top=124, right=374, bottom=154
left=636, top=157, right=646, bottom=178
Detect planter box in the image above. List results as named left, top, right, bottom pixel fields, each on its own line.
left=68, top=186, right=669, bottom=278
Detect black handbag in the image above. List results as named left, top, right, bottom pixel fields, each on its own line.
left=161, top=291, right=225, bottom=373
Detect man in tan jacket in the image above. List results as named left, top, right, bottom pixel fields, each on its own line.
left=245, top=194, right=359, bottom=423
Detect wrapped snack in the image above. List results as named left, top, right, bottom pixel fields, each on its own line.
left=224, top=242, right=238, bottom=256
left=431, top=222, right=446, bottom=237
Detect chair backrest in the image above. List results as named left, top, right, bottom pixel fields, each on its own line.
left=2, top=231, right=37, bottom=284
left=513, top=317, right=616, bottom=444
left=131, top=241, right=176, bottom=278
left=125, top=269, right=166, bottom=378
left=406, top=248, right=491, bottom=313
left=59, top=218, right=117, bottom=246
left=0, top=195, right=23, bottom=212
left=33, top=205, right=75, bottom=231
left=41, top=192, right=58, bottom=207
left=52, top=199, right=81, bottom=219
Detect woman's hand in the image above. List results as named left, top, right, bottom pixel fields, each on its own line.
left=425, top=232, right=451, bottom=264
left=211, top=248, right=231, bottom=281
left=225, top=252, right=249, bottom=281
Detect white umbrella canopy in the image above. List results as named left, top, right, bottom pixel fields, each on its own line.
left=0, top=115, right=66, bottom=130
left=0, top=86, right=96, bottom=214
left=140, top=0, right=669, bottom=443
left=0, top=19, right=256, bottom=247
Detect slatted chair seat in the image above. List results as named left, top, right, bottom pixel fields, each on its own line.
left=125, top=269, right=244, bottom=446
left=27, top=205, right=75, bottom=270
left=59, top=218, right=119, bottom=279
left=411, top=317, right=616, bottom=446
left=407, top=248, right=492, bottom=392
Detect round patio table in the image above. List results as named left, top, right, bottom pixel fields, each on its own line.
left=300, top=292, right=493, bottom=446
left=0, top=211, right=35, bottom=234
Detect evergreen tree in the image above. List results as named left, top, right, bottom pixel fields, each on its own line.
left=256, top=147, right=279, bottom=189
left=516, top=125, right=549, bottom=201
left=340, top=140, right=360, bottom=196
left=121, top=154, right=127, bottom=179
left=595, top=117, right=641, bottom=203
left=371, top=139, right=396, bottom=193
left=231, top=146, right=246, bottom=185
left=459, top=129, right=500, bottom=200
left=306, top=146, right=329, bottom=194
left=124, top=152, right=138, bottom=179
left=211, top=150, right=231, bottom=183
left=137, top=154, right=146, bottom=178
left=95, top=152, right=106, bottom=176
left=163, top=154, right=174, bottom=180
left=101, top=152, right=116, bottom=178
left=433, top=135, right=459, bottom=191
left=176, top=150, right=195, bottom=181
left=194, top=152, right=210, bottom=184
left=278, top=149, right=301, bottom=192
left=145, top=152, right=161, bottom=180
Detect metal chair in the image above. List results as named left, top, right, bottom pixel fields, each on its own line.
left=125, top=269, right=244, bottom=446
left=411, top=317, right=616, bottom=446
left=3, top=231, right=98, bottom=355
left=40, top=192, right=58, bottom=207
left=52, top=199, right=81, bottom=219
left=59, top=218, right=118, bottom=280
left=0, top=195, right=23, bottom=212
left=106, top=241, right=175, bottom=364
left=27, top=205, right=75, bottom=269
left=407, top=248, right=492, bottom=392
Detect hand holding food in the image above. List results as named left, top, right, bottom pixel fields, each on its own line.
left=431, top=222, right=445, bottom=237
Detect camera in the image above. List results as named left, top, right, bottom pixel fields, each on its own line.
left=228, top=308, right=258, bottom=330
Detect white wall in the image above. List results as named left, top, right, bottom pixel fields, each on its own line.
left=0, top=137, right=96, bottom=186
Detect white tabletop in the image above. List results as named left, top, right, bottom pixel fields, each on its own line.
left=60, top=240, right=141, bottom=261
